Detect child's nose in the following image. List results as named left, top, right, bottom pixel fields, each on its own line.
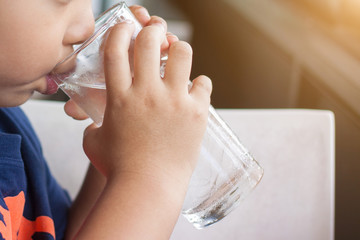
left=63, top=7, right=95, bottom=45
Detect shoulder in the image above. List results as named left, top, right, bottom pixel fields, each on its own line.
left=0, top=107, right=26, bottom=164
left=0, top=108, right=28, bottom=192
left=0, top=107, right=32, bottom=132
left=0, top=106, right=41, bottom=151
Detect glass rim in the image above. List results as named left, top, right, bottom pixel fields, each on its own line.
left=52, top=2, right=128, bottom=70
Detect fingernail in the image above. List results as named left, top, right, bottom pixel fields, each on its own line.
left=135, top=7, right=150, bottom=19
left=166, top=32, right=179, bottom=42
left=166, top=32, right=178, bottom=38
left=154, top=23, right=166, bottom=33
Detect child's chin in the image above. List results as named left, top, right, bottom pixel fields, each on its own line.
left=9, top=94, right=31, bottom=107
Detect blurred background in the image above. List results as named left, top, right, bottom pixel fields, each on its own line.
left=35, top=0, right=360, bottom=238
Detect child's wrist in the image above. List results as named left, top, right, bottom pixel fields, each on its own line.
left=106, top=168, right=190, bottom=205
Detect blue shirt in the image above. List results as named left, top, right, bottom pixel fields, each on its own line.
left=0, top=107, right=71, bottom=240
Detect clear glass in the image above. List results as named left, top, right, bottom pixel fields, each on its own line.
left=50, top=2, right=264, bottom=229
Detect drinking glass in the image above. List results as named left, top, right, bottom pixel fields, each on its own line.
left=50, top=2, right=264, bottom=229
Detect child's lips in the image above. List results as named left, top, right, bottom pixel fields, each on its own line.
left=43, top=75, right=59, bottom=95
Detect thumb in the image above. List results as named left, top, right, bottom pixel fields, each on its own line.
left=82, top=123, right=100, bottom=161
left=64, top=99, right=89, bottom=120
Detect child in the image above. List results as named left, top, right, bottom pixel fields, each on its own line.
left=0, top=0, right=212, bottom=239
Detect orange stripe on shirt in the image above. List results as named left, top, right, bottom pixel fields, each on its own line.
left=0, top=191, right=55, bottom=239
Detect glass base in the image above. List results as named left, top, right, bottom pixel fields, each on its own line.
left=182, top=163, right=263, bottom=229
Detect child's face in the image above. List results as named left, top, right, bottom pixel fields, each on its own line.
left=0, top=0, right=94, bottom=107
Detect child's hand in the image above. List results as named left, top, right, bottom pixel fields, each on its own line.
left=82, top=17, right=212, bottom=188
left=64, top=6, right=179, bottom=121
left=66, top=7, right=211, bottom=239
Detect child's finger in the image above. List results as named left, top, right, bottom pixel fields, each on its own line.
left=145, top=16, right=168, bottom=32
left=133, top=24, right=165, bottom=86
left=163, top=41, right=193, bottom=90
left=103, top=21, right=135, bottom=98
left=129, top=5, right=151, bottom=25
left=64, top=99, right=89, bottom=120
left=166, top=32, right=179, bottom=46
left=189, top=75, right=212, bottom=105
left=145, top=16, right=170, bottom=51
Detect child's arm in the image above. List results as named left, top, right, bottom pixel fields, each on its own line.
left=64, top=7, right=212, bottom=240
left=65, top=163, right=106, bottom=239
